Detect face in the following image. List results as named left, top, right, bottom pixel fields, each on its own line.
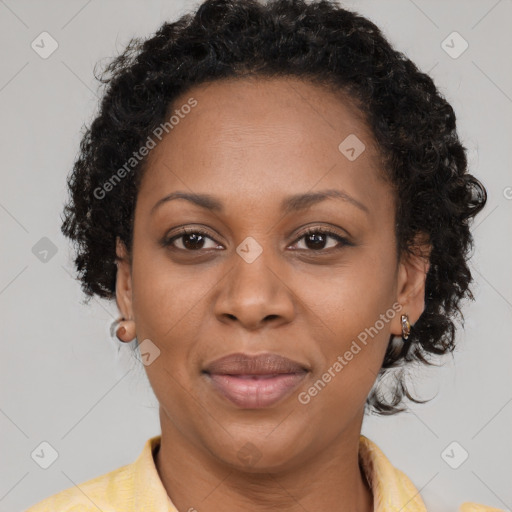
left=116, top=76, right=429, bottom=471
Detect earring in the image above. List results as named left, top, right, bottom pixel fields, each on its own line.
left=401, top=314, right=411, bottom=340
left=117, top=323, right=127, bottom=340
left=111, top=317, right=136, bottom=343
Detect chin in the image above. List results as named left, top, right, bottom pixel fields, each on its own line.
left=204, top=426, right=312, bottom=473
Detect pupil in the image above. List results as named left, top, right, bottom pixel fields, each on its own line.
left=183, top=233, right=204, bottom=250
left=306, top=233, right=326, bottom=250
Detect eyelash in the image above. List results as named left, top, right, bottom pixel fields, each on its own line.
left=162, top=226, right=352, bottom=253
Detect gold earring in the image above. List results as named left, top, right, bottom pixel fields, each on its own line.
left=112, top=317, right=136, bottom=343
left=401, top=314, right=411, bottom=340
left=116, top=324, right=127, bottom=340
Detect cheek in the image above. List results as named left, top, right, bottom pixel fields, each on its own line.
left=298, top=250, right=396, bottom=400
left=304, top=246, right=397, bottom=329
left=131, top=242, right=204, bottom=331
left=130, top=250, right=205, bottom=413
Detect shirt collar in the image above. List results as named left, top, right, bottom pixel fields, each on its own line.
left=132, top=434, right=428, bottom=512
left=133, top=435, right=177, bottom=511
left=359, top=434, right=428, bottom=512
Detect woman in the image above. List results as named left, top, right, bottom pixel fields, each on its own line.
left=25, top=0, right=502, bottom=510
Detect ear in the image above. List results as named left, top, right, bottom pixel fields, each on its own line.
left=115, top=236, right=134, bottom=321
left=390, top=232, right=431, bottom=337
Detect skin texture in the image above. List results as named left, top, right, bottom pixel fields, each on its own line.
left=115, top=76, right=430, bottom=512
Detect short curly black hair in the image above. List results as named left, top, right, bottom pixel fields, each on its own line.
left=61, top=0, right=487, bottom=415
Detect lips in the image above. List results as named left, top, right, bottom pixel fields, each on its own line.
left=203, top=352, right=309, bottom=408
left=203, top=352, right=309, bottom=375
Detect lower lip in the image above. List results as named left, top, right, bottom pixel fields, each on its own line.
left=205, top=372, right=307, bottom=408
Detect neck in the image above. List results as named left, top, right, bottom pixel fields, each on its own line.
left=154, top=409, right=373, bottom=512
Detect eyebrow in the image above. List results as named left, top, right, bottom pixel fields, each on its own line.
left=150, top=188, right=369, bottom=216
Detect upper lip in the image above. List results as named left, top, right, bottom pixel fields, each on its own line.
left=203, top=352, right=310, bottom=375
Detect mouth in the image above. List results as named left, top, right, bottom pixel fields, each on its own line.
left=202, top=352, right=310, bottom=409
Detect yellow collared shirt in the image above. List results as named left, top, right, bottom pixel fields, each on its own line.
left=25, top=435, right=505, bottom=511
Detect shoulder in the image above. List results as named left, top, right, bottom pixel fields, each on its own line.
left=359, top=435, right=506, bottom=512
left=458, top=502, right=508, bottom=512
left=24, top=462, right=133, bottom=512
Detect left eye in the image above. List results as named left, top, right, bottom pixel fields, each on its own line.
left=290, top=228, right=349, bottom=251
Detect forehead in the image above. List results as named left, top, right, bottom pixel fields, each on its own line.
left=138, top=76, right=390, bottom=215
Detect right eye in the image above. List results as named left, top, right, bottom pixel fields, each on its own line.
left=162, top=227, right=223, bottom=251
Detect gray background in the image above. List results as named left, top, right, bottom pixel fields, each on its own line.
left=1, top=1, right=511, bottom=511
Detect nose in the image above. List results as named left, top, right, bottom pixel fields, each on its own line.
left=213, top=245, right=295, bottom=331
